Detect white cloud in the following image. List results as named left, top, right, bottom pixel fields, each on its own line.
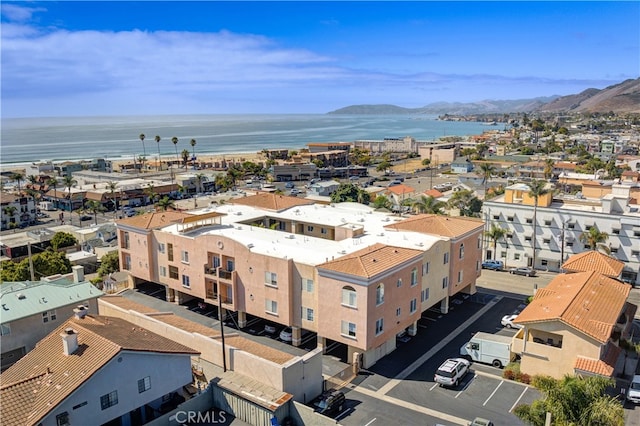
left=1, top=3, right=46, bottom=22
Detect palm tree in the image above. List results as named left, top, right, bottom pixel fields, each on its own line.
left=484, top=223, right=507, bottom=260
left=155, top=135, right=162, bottom=171
left=372, top=195, right=392, bottom=210
left=194, top=173, right=205, bottom=194
left=156, top=196, right=176, bottom=211
left=139, top=133, right=147, bottom=172
left=181, top=149, right=190, bottom=168
left=543, top=158, right=555, bottom=180
left=411, top=195, right=445, bottom=215
left=46, top=178, right=58, bottom=208
left=190, top=139, right=197, bottom=169
left=106, top=181, right=118, bottom=216
left=172, top=137, right=179, bottom=167
left=448, top=189, right=482, bottom=217
left=84, top=200, right=104, bottom=226
left=143, top=184, right=158, bottom=205
left=10, top=172, right=24, bottom=194
left=476, top=163, right=496, bottom=198
left=62, top=175, right=77, bottom=212
left=579, top=226, right=610, bottom=254
left=26, top=175, right=39, bottom=190
left=527, top=179, right=549, bottom=270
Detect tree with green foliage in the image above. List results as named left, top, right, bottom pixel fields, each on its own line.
left=543, top=159, right=555, bottom=180
left=156, top=196, right=176, bottom=211
left=372, top=195, right=392, bottom=210
left=143, top=184, right=158, bottom=205
left=579, top=226, right=610, bottom=254
left=96, top=251, right=120, bottom=278
left=62, top=175, right=77, bottom=211
left=484, top=223, right=507, bottom=260
left=181, top=149, right=190, bottom=168
left=376, top=159, right=392, bottom=173
left=0, top=250, right=72, bottom=282
left=84, top=200, right=105, bottom=225
left=514, top=374, right=624, bottom=426
left=155, top=135, right=162, bottom=171
left=139, top=133, right=147, bottom=171
left=448, top=189, right=482, bottom=217
left=10, top=172, right=24, bottom=194
left=106, top=181, right=118, bottom=215
left=411, top=195, right=445, bottom=215
left=330, top=183, right=370, bottom=204
left=476, top=163, right=496, bottom=197
left=51, top=231, right=78, bottom=251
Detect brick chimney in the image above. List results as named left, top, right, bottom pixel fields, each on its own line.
left=72, top=265, right=84, bottom=283
left=61, top=328, right=78, bottom=355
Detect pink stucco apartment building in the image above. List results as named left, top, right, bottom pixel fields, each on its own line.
left=116, top=193, right=483, bottom=368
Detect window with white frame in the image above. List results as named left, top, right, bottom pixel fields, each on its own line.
left=42, top=310, right=57, bottom=323
left=442, top=277, right=448, bottom=289
left=265, top=271, right=278, bottom=287
left=169, top=265, right=179, bottom=279
left=159, top=266, right=166, bottom=277
left=443, top=252, right=449, bottom=264
left=302, top=307, right=314, bottom=321
left=265, top=299, right=278, bottom=315
left=459, top=244, right=464, bottom=259
left=397, top=278, right=402, bottom=287
left=158, top=243, right=165, bottom=254
left=411, top=268, right=418, bottom=286
left=375, top=318, right=384, bottom=335
left=514, top=253, right=521, bottom=260
left=421, top=288, right=430, bottom=302
left=376, top=283, right=385, bottom=305
left=341, top=321, right=356, bottom=338
left=307, top=225, right=314, bottom=232
left=182, top=275, right=190, bottom=288
left=137, top=376, right=151, bottom=393
left=302, top=278, right=314, bottom=293
left=181, top=250, right=189, bottom=263
left=458, top=270, right=463, bottom=283
left=342, top=286, right=357, bottom=307
left=100, top=390, right=118, bottom=410
left=410, top=298, right=417, bottom=313
left=1, top=323, right=10, bottom=336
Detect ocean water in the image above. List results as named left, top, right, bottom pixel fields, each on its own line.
left=0, top=114, right=494, bottom=166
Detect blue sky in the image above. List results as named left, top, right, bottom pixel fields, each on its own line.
left=2, top=1, right=638, bottom=117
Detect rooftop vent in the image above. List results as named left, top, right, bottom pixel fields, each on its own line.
left=17, top=293, right=26, bottom=300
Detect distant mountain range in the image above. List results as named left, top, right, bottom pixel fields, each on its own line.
left=328, top=78, right=640, bottom=115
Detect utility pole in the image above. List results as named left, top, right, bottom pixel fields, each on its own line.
left=217, top=285, right=227, bottom=372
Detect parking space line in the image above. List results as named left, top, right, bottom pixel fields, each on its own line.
left=483, top=380, right=503, bottom=406
left=429, top=383, right=439, bottom=391
left=455, top=374, right=475, bottom=398
left=335, top=409, right=350, bottom=421
left=510, top=387, right=528, bottom=412
left=364, top=418, right=377, bottom=426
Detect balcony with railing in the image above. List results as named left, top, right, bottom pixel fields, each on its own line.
left=203, top=264, right=218, bottom=276
left=204, top=276, right=236, bottom=311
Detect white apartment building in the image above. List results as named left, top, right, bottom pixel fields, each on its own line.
left=483, top=182, right=640, bottom=286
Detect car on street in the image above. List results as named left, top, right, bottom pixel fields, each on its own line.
left=509, top=267, right=536, bottom=277
left=469, top=418, right=494, bottom=426
left=312, top=391, right=345, bottom=416
left=481, top=260, right=504, bottom=271
left=79, top=215, right=92, bottom=221
left=434, top=358, right=470, bottom=387
left=264, top=324, right=278, bottom=335
left=501, top=314, right=524, bottom=329
left=627, top=375, right=640, bottom=404
left=285, top=182, right=294, bottom=189
left=279, top=327, right=293, bottom=342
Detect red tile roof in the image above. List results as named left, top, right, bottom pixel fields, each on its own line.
left=229, top=192, right=314, bottom=212
left=384, top=214, right=484, bottom=238
left=574, top=342, right=621, bottom=377
left=562, top=251, right=624, bottom=277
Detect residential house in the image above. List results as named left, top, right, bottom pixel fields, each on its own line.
left=115, top=194, right=482, bottom=368
left=512, top=271, right=636, bottom=379
left=0, top=266, right=102, bottom=370
left=561, top=250, right=625, bottom=278
left=0, top=311, right=199, bottom=426
left=0, top=193, right=36, bottom=231
left=451, top=159, right=474, bottom=174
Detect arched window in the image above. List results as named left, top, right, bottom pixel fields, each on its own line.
left=376, top=283, right=385, bottom=305
left=342, top=286, right=357, bottom=307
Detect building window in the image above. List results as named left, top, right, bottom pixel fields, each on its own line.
left=307, top=225, right=314, bottom=232
left=302, top=307, right=314, bottom=321
left=526, top=218, right=533, bottom=224
left=138, top=376, right=151, bottom=393
left=585, top=225, right=593, bottom=231
left=442, top=277, right=448, bottom=289
left=566, top=241, right=574, bottom=247
left=0, top=323, right=10, bottom=336
left=264, top=271, right=278, bottom=287
left=226, top=259, right=235, bottom=272
left=181, top=250, right=189, bottom=263
left=514, top=253, right=521, bottom=260
left=421, top=288, right=430, bottom=302
left=507, top=233, right=513, bottom=239
left=167, top=243, right=174, bottom=261
left=459, top=244, right=464, bottom=259
left=342, top=286, right=357, bottom=308
left=612, top=229, right=620, bottom=235
left=396, top=307, right=401, bottom=316
left=182, top=275, right=190, bottom=288
left=443, top=252, right=449, bottom=264
left=341, top=321, right=356, bottom=338
left=525, top=236, right=532, bottom=242
left=158, top=243, right=165, bottom=254
left=411, top=268, right=418, bottom=286
left=169, top=265, right=179, bottom=280
left=492, top=215, right=499, bottom=220
left=321, top=228, right=327, bottom=235
left=302, top=278, right=314, bottom=292
left=634, top=231, right=640, bottom=237
left=397, top=278, right=402, bottom=288
left=410, top=298, right=417, bottom=313
left=123, top=254, right=131, bottom=270
left=610, top=247, right=618, bottom=254
left=423, top=262, right=430, bottom=275
left=265, top=299, right=278, bottom=315
left=477, top=237, right=482, bottom=249
left=500, top=251, right=507, bottom=258
left=543, top=238, right=550, bottom=244
left=507, top=216, right=514, bottom=222
left=567, top=223, right=575, bottom=229
left=121, top=232, right=130, bottom=249
left=42, top=310, right=57, bottom=323
left=375, top=318, right=384, bottom=335
left=159, top=266, right=166, bottom=277
left=376, top=283, right=385, bottom=305
left=100, top=390, right=118, bottom=410
left=544, top=220, right=552, bottom=226
left=632, top=250, right=640, bottom=256
left=458, top=270, right=463, bottom=283
left=56, top=412, right=70, bottom=426
left=541, top=260, right=548, bottom=266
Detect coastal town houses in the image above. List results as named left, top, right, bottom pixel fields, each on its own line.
left=0, top=192, right=36, bottom=231
left=0, top=310, right=199, bottom=426
left=512, top=270, right=637, bottom=380
left=114, top=193, right=483, bottom=368
left=482, top=180, right=640, bottom=286
left=0, top=266, right=102, bottom=371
